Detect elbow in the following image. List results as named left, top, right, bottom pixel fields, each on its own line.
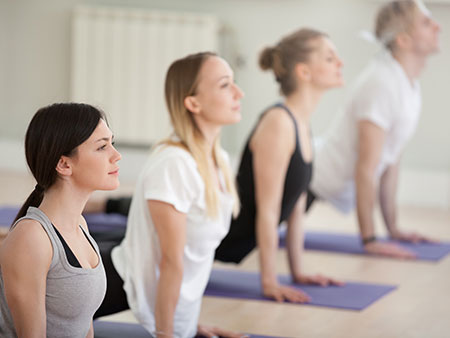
left=159, top=255, right=184, bottom=278
left=255, top=209, right=279, bottom=229
left=355, top=163, right=376, bottom=185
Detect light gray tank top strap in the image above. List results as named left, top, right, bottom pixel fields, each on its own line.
left=11, top=207, right=60, bottom=269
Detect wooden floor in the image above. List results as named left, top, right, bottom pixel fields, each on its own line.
left=1, top=170, right=449, bottom=338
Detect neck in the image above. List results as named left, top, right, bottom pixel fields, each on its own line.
left=193, top=118, right=221, bottom=156
left=38, top=180, right=92, bottom=231
left=284, top=85, right=323, bottom=123
left=391, top=49, right=427, bottom=83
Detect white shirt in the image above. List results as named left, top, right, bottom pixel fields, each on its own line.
left=311, top=51, right=421, bottom=212
left=112, top=145, right=234, bottom=338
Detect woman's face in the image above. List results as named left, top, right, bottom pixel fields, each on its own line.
left=305, top=37, right=344, bottom=90
left=69, top=119, right=121, bottom=192
left=408, top=8, right=440, bottom=57
left=190, top=56, right=244, bottom=127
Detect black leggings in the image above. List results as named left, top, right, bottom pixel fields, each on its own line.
left=106, top=192, right=317, bottom=217
left=94, top=241, right=129, bottom=319
left=106, top=197, right=132, bottom=216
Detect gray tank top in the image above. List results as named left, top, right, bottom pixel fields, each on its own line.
left=0, top=207, right=106, bottom=338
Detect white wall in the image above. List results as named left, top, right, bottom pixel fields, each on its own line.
left=0, top=0, right=7, bottom=128
left=1, top=0, right=449, bottom=207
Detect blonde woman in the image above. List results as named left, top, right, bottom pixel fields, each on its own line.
left=215, top=28, right=344, bottom=302
left=308, top=0, right=441, bottom=258
left=94, top=52, right=244, bottom=338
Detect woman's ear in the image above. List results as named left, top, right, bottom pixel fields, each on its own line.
left=184, top=95, right=201, bottom=115
left=294, top=63, right=311, bottom=82
left=55, top=156, right=73, bottom=177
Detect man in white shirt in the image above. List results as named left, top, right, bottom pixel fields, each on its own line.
left=309, top=0, right=441, bottom=258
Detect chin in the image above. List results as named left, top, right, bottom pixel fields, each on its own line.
left=100, top=180, right=121, bottom=191
left=324, top=82, right=343, bottom=90
left=224, top=113, right=242, bottom=125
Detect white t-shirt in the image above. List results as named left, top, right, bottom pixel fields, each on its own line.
left=311, top=51, right=421, bottom=212
left=111, top=145, right=234, bottom=338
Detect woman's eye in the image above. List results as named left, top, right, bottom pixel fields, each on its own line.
left=221, top=82, right=229, bottom=88
left=98, top=144, right=107, bottom=151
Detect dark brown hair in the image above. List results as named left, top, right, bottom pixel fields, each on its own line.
left=13, top=103, right=106, bottom=225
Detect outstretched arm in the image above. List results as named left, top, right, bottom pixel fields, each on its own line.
left=379, top=162, right=399, bottom=235
left=149, top=200, right=186, bottom=338
left=251, top=108, right=309, bottom=303
left=356, top=121, right=415, bottom=258
left=286, top=193, right=343, bottom=287
left=380, top=162, right=436, bottom=243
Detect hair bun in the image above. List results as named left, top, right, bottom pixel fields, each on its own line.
left=259, top=46, right=276, bottom=71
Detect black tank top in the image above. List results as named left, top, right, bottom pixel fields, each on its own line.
left=215, top=103, right=313, bottom=263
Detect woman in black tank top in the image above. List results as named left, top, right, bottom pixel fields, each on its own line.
left=215, top=28, right=345, bottom=302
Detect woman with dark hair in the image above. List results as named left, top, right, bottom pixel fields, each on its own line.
left=0, top=103, right=121, bottom=338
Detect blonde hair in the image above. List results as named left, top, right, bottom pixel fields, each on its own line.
left=161, top=52, right=240, bottom=218
left=375, top=0, right=420, bottom=51
left=259, top=28, right=327, bottom=96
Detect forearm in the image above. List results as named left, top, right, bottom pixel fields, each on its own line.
left=154, top=261, right=183, bottom=337
left=379, top=164, right=399, bottom=235
left=355, top=167, right=377, bottom=240
left=286, top=223, right=304, bottom=278
left=286, top=196, right=306, bottom=278
left=256, top=213, right=280, bottom=287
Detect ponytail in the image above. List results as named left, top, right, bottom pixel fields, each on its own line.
left=12, top=186, right=44, bottom=226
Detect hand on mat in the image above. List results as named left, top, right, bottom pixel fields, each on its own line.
left=196, top=324, right=247, bottom=338
left=390, top=230, right=438, bottom=244
left=364, top=241, right=416, bottom=259
left=294, top=273, right=344, bottom=287
left=262, top=282, right=311, bottom=303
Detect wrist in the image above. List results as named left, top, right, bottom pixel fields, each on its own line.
left=362, top=235, right=377, bottom=246
left=261, top=275, right=279, bottom=288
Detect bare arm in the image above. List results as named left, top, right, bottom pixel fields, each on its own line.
left=286, top=193, right=343, bottom=287
left=355, top=120, right=385, bottom=240
left=379, top=162, right=399, bottom=235
left=285, top=194, right=306, bottom=280
left=0, top=220, right=52, bottom=338
left=356, top=121, right=415, bottom=258
left=86, top=322, right=94, bottom=338
left=380, top=162, right=436, bottom=243
left=148, top=200, right=186, bottom=338
left=250, top=108, right=307, bottom=303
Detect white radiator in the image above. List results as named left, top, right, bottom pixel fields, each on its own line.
left=70, top=5, right=219, bottom=145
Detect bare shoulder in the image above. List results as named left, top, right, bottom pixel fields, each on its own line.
left=251, top=106, right=296, bottom=151
left=0, top=219, right=52, bottom=269
left=258, top=106, right=294, bottom=133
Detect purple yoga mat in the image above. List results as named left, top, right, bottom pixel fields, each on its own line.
left=94, top=321, right=151, bottom=338
left=279, top=230, right=450, bottom=262
left=204, top=269, right=396, bottom=311
left=0, top=206, right=127, bottom=231
left=93, top=321, right=284, bottom=338
left=0, top=206, right=18, bottom=227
